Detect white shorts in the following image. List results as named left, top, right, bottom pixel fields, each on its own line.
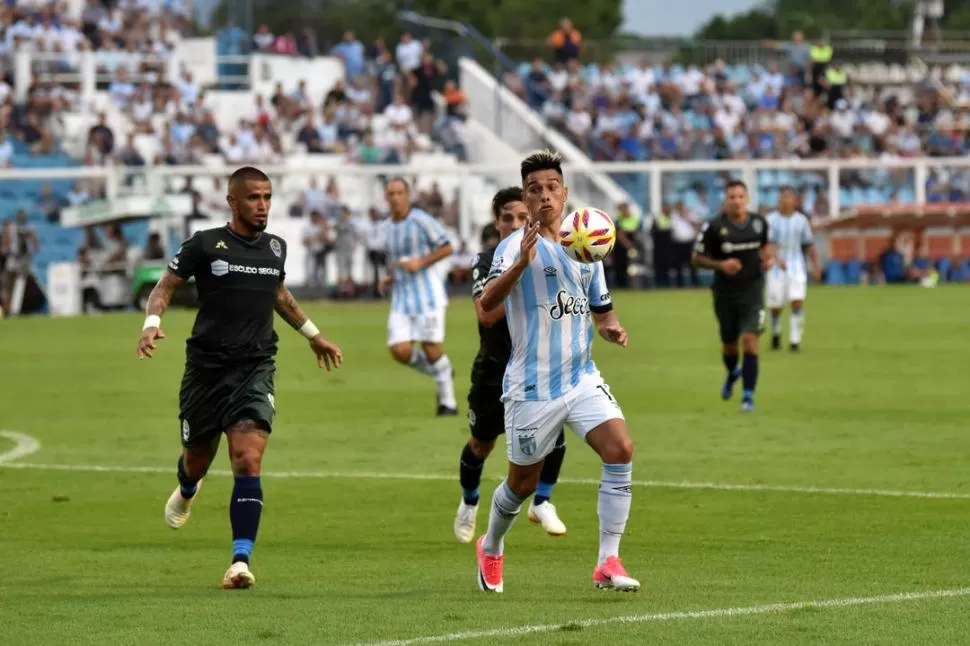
left=387, top=309, right=446, bottom=346
left=504, top=375, right=625, bottom=466
left=766, top=272, right=807, bottom=308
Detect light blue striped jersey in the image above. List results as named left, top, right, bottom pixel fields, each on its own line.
left=386, top=208, right=451, bottom=315
left=766, top=210, right=813, bottom=277
left=487, top=230, right=612, bottom=402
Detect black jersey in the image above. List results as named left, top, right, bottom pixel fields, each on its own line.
left=694, top=211, right=769, bottom=293
left=469, top=245, right=511, bottom=388
left=167, top=225, right=287, bottom=367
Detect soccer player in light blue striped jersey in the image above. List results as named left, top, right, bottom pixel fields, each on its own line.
left=379, top=177, right=458, bottom=415
left=765, top=187, right=821, bottom=352
left=473, top=150, right=640, bottom=594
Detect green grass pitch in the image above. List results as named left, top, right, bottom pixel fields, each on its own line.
left=1, top=285, right=968, bottom=645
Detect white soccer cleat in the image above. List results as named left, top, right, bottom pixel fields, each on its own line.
left=164, top=480, right=202, bottom=529
left=454, top=500, right=478, bottom=544
left=528, top=501, right=567, bottom=536
left=223, top=561, right=256, bottom=589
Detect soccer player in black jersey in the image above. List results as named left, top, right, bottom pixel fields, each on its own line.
left=135, top=166, right=344, bottom=589
left=454, top=187, right=568, bottom=544
left=692, top=180, right=775, bottom=412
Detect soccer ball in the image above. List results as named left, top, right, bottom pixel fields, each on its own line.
left=559, top=208, right=616, bottom=263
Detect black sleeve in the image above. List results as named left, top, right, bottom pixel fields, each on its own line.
left=471, top=249, right=494, bottom=300
left=693, top=222, right=718, bottom=258
left=277, top=237, right=287, bottom=283
left=167, top=232, right=205, bottom=280
left=758, top=215, right=769, bottom=247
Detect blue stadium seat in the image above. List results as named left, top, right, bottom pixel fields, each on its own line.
left=826, top=260, right=846, bottom=285
left=844, top=260, right=863, bottom=284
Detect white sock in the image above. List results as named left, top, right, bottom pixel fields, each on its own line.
left=790, top=310, right=805, bottom=344
left=408, top=346, right=436, bottom=377
left=431, top=354, right=457, bottom=409
left=771, top=312, right=782, bottom=336
left=598, top=463, right=633, bottom=564
left=483, top=480, right=525, bottom=555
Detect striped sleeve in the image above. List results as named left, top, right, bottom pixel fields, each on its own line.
left=413, top=210, right=450, bottom=248
left=588, top=262, right=613, bottom=313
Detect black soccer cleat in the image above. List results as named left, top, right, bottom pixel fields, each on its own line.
left=789, top=343, right=800, bottom=353
left=771, top=335, right=781, bottom=351
left=437, top=405, right=458, bottom=416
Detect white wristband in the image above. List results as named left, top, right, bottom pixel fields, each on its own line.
left=299, top=320, right=320, bottom=339
left=143, top=315, right=161, bottom=330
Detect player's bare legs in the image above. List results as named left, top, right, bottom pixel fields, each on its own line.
left=222, top=419, right=268, bottom=589
left=740, top=332, right=760, bottom=412
left=422, top=341, right=457, bottom=415
left=770, top=307, right=783, bottom=350
left=789, top=300, right=804, bottom=352
left=585, top=419, right=640, bottom=591
left=166, top=437, right=218, bottom=529
left=388, top=341, right=457, bottom=415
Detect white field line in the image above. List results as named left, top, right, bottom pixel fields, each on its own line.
left=0, top=431, right=41, bottom=464
left=353, top=587, right=970, bottom=646
left=1, top=460, right=970, bottom=500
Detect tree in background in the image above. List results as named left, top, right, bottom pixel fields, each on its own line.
left=209, top=0, right=623, bottom=51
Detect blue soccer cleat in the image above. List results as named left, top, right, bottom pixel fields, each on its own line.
left=721, top=369, right=741, bottom=401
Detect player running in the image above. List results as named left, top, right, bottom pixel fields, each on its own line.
left=474, top=151, right=639, bottom=593
left=379, top=177, right=458, bottom=416
left=455, top=187, right=568, bottom=545
left=691, top=180, right=775, bottom=413
left=765, top=187, right=820, bottom=352
left=135, top=166, right=344, bottom=589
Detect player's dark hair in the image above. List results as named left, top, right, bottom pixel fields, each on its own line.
left=725, top=179, right=747, bottom=192
left=384, top=176, right=410, bottom=193
left=491, top=187, right=523, bottom=219
left=520, top=149, right=564, bottom=183
left=779, top=184, right=796, bottom=194
left=228, top=166, right=269, bottom=186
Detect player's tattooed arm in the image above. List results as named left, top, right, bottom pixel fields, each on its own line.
left=145, top=271, right=185, bottom=317
left=274, top=284, right=309, bottom=330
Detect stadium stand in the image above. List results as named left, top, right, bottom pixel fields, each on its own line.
left=0, top=4, right=968, bottom=318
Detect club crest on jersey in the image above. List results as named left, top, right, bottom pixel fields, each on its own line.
left=516, top=428, right=538, bottom=457
left=270, top=238, right=281, bottom=258
left=753, top=220, right=764, bottom=234
left=580, top=268, right=592, bottom=291
left=210, top=259, right=229, bottom=276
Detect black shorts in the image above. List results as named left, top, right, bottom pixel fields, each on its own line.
left=713, top=286, right=765, bottom=344
left=467, top=382, right=505, bottom=443
left=178, top=358, right=276, bottom=448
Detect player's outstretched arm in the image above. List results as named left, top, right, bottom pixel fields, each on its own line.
left=136, top=271, right=185, bottom=359
left=593, top=310, right=628, bottom=348
left=274, top=285, right=344, bottom=371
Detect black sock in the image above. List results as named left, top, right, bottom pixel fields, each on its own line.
left=177, top=455, right=200, bottom=500
left=742, top=353, right=759, bottom=399
left=230, top=476, right=263, bottom=564
left=723, top=352, right=740, bottom=377
left=459, top=443, right=486, bottom=505
left=535, top=431, right=566, bottom=505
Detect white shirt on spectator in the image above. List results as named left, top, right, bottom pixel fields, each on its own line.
left=109, top=81, right=136, bottom=108
left=0, top=138, right=13, bottom=167
left=830, top=109, right=857, bottom=138
left=636, top=90, right=661, bottom=117
left=596, top=112, right=622, bottom=135
left=346, top=85, right=372, bottom=106
left=627, top=67, right=655, bottom=96
left=318, top=122, right=339, bottom=148
left=548, top=69, right=568, bottom=92
left=864, top=110, right=890, bottom=136
left=396, top=40, right=423, bottom=72
left=132, top=97, right=154, bottom=122
left=714, top=108, right=739, bottom=135
left=224, top=142, right=245, bottom=163
left=678, top=68, right=704, bottom=95
left=383, top=103, right=413, bottom=127
left=566, top=109, right=591, bottom=137
left=542, top=100, right=566, bottom=121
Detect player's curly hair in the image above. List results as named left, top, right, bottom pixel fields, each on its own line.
left=491, top=187, right=523, bottom=218
left=520, top=149, right=564, bottom=182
